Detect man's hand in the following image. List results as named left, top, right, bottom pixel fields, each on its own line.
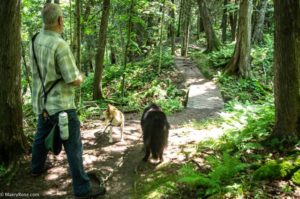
left=70, top=74, right=84, bottom=87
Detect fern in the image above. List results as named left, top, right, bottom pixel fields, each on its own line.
left=179, top=153, right=248, bottom=197
left=207, top=153, right=248, bottom=183
left=179, top=164, right=221, bottom=196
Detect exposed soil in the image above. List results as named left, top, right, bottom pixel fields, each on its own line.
left=1, top=56, right=224, bottom=199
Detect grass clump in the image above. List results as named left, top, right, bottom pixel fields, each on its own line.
left=132, top=164, right=179, bottom=199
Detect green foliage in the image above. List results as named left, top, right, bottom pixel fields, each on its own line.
left=208, top=43, right=235, bottom=67
left=253, top=159, right=298, bottom=181
left=253, top=160, right=286, bottom=180
left=190, top=52, right=212, bottom=79
left=0, top=164, right=6, bottom=176
left=179, top=153, right=248, bottom=197
left=196, top=97, right=274, bottom=154
left=22, top=103, right=37, bottom=143
left=78, top=103, right=104, bottom=122
left=225, top=1, right=240, bottom=14
left=215, top=72, right=270, bottom=102
left=176, top=96, right=275, bottom=197
left=80, top=48, right=184, bottom=113
left=156, top=97, right=184, bottom=115
left=292, top=169, right=300, bottom=185
left=251, top=34, right=274, bottom=85
left=80, top=74, right=95, bottom=101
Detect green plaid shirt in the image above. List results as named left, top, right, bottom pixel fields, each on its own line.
left=30, top=30, right=80, bottom=115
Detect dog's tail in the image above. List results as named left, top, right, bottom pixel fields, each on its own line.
left=144, top=111, right=169, bottom=160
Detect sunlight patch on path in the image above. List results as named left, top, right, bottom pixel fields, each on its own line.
left=187, top=83, right=224, bottom=109
left=174, top=56, right=224, bottom=110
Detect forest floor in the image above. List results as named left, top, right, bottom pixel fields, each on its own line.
left=2, top=55, right=224, bottom=199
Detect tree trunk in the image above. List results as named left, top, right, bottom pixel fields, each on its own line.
left=251, top=0, right=268, bottom=44
left=46, top=0, right=60, bottom=3
left=75, top=0, right=81, bottom=70
left=177, top=0, right=182, bottom=37
left=21, top=43, right=32, bottom=94
left=110, top=45, right=117, bottom=64
left=93, top=0, right=110, bottom=99
left=221, top=0, right=228, bottom=43
left=0, top=0, right=28, bottom=167
left=196, top=12, right=200, bottom=39
left=197, top=0, right=220, bottom=52
left=170, top=0, right=176, bottom=55
left=69, top=0, right=72, bottom=44
left=225, top=0, right=252, bottom=77
left=272, top=0, right=300, bottom=142
left=121, top=0, right=134, bottom=98
left=199, top=16, right=205, bottom=33
left=158, top=0, right=166, bottom=73
left=196, top=9, right=205, bottom=39
left=145, top=0, right=155, bottom=49
left=229, top=0, right=238, bottom=41
left=181, top=0, right=191, bottom=56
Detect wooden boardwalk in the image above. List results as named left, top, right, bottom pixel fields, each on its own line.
left=174, top=56, right=224, bottom=110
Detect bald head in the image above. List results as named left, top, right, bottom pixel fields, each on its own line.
left=42, top=3, right=64, bottom=32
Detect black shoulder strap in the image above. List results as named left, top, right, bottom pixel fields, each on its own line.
left=32, top=32, right=62, bottom=105
left=32, top=32, right=47, bottom=104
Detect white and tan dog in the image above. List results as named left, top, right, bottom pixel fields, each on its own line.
left=102, top=104, right=125, bottom=143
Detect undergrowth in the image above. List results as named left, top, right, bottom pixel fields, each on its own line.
left=79, top=47, right=184, bottom=117
left=133, top=39, right=300, bottom=198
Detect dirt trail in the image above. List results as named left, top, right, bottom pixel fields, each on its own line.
left=2, top=56, right=224, bottom=199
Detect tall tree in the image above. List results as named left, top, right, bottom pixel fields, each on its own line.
left=251, top=0, right=268, bottom=44
left=170, top=0, right=176, bottom=55
left=46, top=0, right=60, bottom=3
left=177, top=0, right=183, bottom=37
left=0, top=0, right=27, bottom=170
left=272, top=0, right=300, bottom=142
left=197, top=0, right=220, bottom=52
left=121, top=0, right=134, bottom=98
left=181, top=0, right=191, bottom=56
left=224, top=0, right=253, bottom=77
left=221, top=0, right=229, bottom=43
left=75, top=0, right=81, bottom=70
left=158, top=0, right=166, bottom=73
left=93, top=0, right=111, bottom=99
left=229, top=0, right=238, bottom=41
left=145, top=0, right=155, bottom=49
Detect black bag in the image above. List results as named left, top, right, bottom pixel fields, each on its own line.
left=32, top=33, right=63, bottom=155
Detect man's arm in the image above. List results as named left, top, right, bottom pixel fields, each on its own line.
left=56, top=41, right=82, bottom=85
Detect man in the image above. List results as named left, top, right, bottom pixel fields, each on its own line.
left=30, top=3, right=105, bottom=198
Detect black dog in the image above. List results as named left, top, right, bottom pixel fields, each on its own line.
left=141, top=104, right=170, bottom=162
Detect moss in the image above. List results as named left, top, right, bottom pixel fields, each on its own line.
left=253, top=160, right=281, bottom=180
left=253, top=160, right=295, bottom=181
left=292, top=169, right=300, bottom=185
left=279, top=161, right=295, bottom=177
left=292, top=157, right=300, bottom=167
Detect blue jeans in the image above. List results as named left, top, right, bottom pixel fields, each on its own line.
left=31, top=109, right=91, bottom=196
